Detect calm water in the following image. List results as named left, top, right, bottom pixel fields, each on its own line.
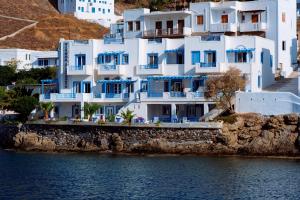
left=0, top=151, right=300, bottom=200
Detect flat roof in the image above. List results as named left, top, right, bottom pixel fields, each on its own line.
left=143, top=10, right=192, bottom=17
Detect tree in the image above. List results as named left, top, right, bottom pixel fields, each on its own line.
left=40, top=102, right=54, bottom=120
left=0, top=65, right=16, bottom=86
left=119, top=109, right=136, bottom=125
left=205, top=67, right=246, bottom=113
left=84, top=103, right=102, bottom=121
left=11, top=96, right=38, bottom=122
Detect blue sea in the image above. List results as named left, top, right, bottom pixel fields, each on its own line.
left=0, top=150, right=300, bottom=200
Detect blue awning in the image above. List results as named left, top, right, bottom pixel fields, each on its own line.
left=226, top=48, right=255, bottom=53
left=147, top=75, right=207, bottom=80
left=99, top=51, right=126, bottom=55
left=164, top=48, right=184, bottom=54
left=97, top=79, right=136, bottom=84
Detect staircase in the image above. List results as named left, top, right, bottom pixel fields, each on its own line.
left=264, top=71, right=299, bottom=95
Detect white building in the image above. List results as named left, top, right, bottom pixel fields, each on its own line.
left=40, top=0, right=296, bottom=121
left=57, top=0, right=121, bottom=27
left=0, top=49, right=58, bottom=70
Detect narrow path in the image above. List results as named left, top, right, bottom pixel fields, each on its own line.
left=0, top=14, right=38, bottom=41
left=264, top=70, right=299, bottom=95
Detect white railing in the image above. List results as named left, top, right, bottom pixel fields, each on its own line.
left=98, top=64, right=125, bottom=75
left=239, top=22, right=267, bottom=32
left=136, top=64, right=163, bottom=75
left=210, top=23, right=237, bottom=32
left=67, top=65, right=93, bottom=75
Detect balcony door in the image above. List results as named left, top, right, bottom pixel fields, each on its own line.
left=73, top=81, right=81, bottom=93
left=252, top=14, right=259, bottom=23
left=221, top=15, right=228, bottom=23
left=155, top=21, right=162, bottom=36
left=178, top=20, right=184, bottom=34
left=167, top=21, right=173, bottom=34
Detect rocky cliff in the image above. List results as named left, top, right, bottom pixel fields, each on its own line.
left=1, top=114, right=300, bottom=156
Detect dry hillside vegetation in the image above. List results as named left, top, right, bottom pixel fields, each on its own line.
left=0, top=17, right=32, bottom=38
left=0, top=0, right=108, bottom=50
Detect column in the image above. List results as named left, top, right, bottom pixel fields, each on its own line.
left=171, top=103, right=177, bottom=122
left=204, top=103, right=209, bottom=115
left=80, top=101, right=85, bottom=120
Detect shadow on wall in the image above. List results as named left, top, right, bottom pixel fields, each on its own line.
left=48, top=0, right=58, bottom=10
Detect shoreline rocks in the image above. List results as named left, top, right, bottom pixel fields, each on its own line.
left=1, top=114, right=300, bottom=156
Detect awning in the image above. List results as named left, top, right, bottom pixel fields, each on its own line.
left=99, top=51, right=126, bottom=55
left=147, top=75, right=207, bottom=80
left=226, top=48, right=255, bottom=53
left=97, top=79, right=136, bottom=84
left=164, top=48, right=184, bottom=54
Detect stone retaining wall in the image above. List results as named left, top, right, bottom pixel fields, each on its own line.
left=1, top=114, right=300, bottom=156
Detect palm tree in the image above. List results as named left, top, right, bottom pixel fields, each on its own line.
left=119, top=109, right=136, bottom=125
left=84, top=103, right=102, bottom=121
left=40, top=102, right=54, bottom=120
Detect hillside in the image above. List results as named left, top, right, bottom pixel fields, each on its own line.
left=0, top=0, right=108, bottom=50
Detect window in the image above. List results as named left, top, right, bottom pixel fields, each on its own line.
left=261, top=51, right=264, bottom=64
left=252, top=14, right=259, bottom=23
left=258, top=75, right=261, bottom=88
left=75, top=54, right=86, bottom=69
left=235, top=52, right=248, bottom=63
left=270, top=55, right=273, bottom=68
left=148, top=53, right=158, bottom=66
left=162, top=105, right=171, bottom=115
left=135, top=21, right=141, bottom=31
left=122, top=54, right=129, bottom=65
left=221, top=15, right=228, bottom=23
left=282, top=12, right=286, bottom=23
left=98, top=54, right=105, bottom=64
left=197, top=15, right=204, bottom=25
left=191, top=51, right=200, bottom=65
left=140, top=81, right=148, bottom=92
left=128, top=21, right=133, bottom=31
left=282, top=41, right=286, bottom=51
left=73, top=81, right=81, bottom=93
left=105, top=55, right=111, bottom=63
left=204, top=51, right=216, bottom=67
left=83, top=82, right=91, bottom=93
left=38, top=59, right=49, bottom=66
left=92, top=7, right=95, bottom=13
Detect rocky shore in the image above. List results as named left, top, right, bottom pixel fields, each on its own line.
left=1, top=114, right=300, bottom=156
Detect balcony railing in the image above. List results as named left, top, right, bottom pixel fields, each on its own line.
left=210, top=23, right=237, bottom=32
left=170, top=92, right=186, bottom=98
left=148, top=92, right=163, bottom=98
left=104, top=33, right=124, bottom=44
left=98, top=65, right=124, bottom=75
left=143, top=28, right=185, bottom=38
left=200, top=62, right=216, bottom=67
left=56, top=93, right=76, bottom=99
left=239, top=22, right=267, bottom=32
left=140, top=64, right=159, bottom=69
left=67, top=65, right=93, bottom=75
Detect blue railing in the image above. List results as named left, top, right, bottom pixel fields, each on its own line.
left=148, top=92, right=163, bottom=98
left=194, top=91, right=204, bottom=98
left=101, top=65, right=117, bottom=71
left=56, top=93, right=76, bottom=99
left=140, top=64, right=159, bottom=69
left=94, top=93, right=102, bottom=98
left=200, top=62, right=216, bottom=67
left=44, top=93, right=51, bottom=99
left=170, top=92, right=186, bottom=97
left=201, top=35, right=221, bottom=41
left=105, top=93, right=121, bottom=98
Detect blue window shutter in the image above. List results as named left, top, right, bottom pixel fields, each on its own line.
left=191, top=51, right=200, bottom=65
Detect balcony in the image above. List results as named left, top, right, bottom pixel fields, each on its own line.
left=142, top=27, right=191, bottom=38
left=40, top=93, right=82, bottom=102
left=98, top=65, right=125, bottom=76
left=140, top=91, right=206, bottom=102
left=195, top=63, right=224, bottom=74
left=104, top=33, right=124, bottom=44
left=67, top=65, right=93, bottom=76
left=219, top=62, right=252, bottom=74
left=93, top=93, right=130, bottom=102
left=136, top=64, right=163, bottom=75
left=200, top=62, right=216, bottom=68
left=239, top=22, right=267, bottom=32
left=210, top=23, right=237, bottom=33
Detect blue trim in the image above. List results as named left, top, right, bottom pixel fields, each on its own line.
left=191, top=51, right=200, bottom=65
left=147, top=75, right=205, bottom=80
left=97, top=79, right=136, bottom=84
left=165, top=48, right=184, bottom=53
left=98, top=54, right=105, bottom=64
left=226, top=48, right=255, bottom=53
left=147, top=53, right=159, bottom=65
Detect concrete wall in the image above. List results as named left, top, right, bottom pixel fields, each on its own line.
left=235, top=91, right=300, bottom=115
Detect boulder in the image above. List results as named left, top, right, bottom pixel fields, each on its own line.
left=283, top=114, right=299, bottom=125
